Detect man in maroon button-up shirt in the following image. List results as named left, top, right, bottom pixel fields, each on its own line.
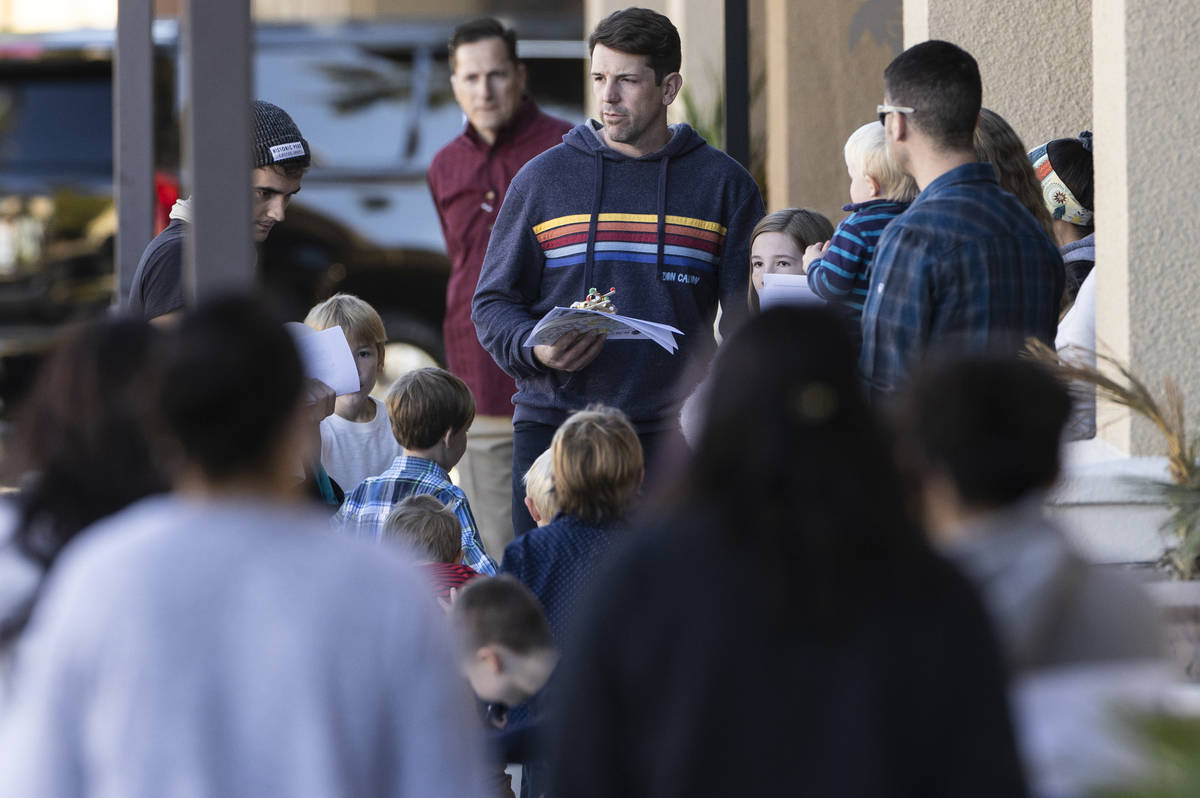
left=428, top=18, right=572, bottom=558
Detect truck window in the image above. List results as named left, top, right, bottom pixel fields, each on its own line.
left=0, top=76, right=112, bottom=172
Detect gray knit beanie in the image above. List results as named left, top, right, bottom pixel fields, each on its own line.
left=252, top=100, right=310, bottom=169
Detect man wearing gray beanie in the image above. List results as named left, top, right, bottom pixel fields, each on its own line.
left=127, top=100, right=311, bottom=324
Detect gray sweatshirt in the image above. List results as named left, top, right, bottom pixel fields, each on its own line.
left=0, top=494, right=486, bottom=798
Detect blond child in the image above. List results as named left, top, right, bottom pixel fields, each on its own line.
left=802, top=122, right=918, bottom=343
left=384, top=494, right=481, bottom=601
left=304, top=293, right=400, bottom=492
left=500, top=405, right=643, bottom=647
left=522, top=449, right=559, bottom=527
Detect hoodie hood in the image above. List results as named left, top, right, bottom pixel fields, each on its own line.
left=168, top=197, right=194, bottom=224
left=564, top=120, right=708, bottom=160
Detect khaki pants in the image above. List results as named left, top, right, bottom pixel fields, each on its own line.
left=457, top=414, right=515, bottom=562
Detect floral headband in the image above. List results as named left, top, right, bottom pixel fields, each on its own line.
left=1027, top=133, right=1094, bottom=227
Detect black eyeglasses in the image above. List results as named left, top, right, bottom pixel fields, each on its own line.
left=877, top=104, right=915, bottom=126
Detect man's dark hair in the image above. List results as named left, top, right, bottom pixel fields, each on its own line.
left=453, top=575, right=555, bottom=654
left=383, top=494, right=461, bottom=563
left=161, top=296, right=303, bottom=481
left=588, top=7, right=681, bottom=85
left=449, top=17, right=518, bottom=70
left=900, top=355, right=1071, bottom=509
left=883, top=40, right=982, bottom=151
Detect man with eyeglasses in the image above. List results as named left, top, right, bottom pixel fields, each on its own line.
left=859, top=40, right=1063, bottom=402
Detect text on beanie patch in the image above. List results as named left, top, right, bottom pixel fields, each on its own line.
left=269, top=141, right=306, bottom=162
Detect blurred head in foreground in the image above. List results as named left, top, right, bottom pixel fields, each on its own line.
left=161, top=295, right=309, bottom=496
left=685, top=305, right=923, bottom=611
left=9, top=317, right=168, bottom=568
left=451, top=575, right=557, bottom=710
left=897, top=355, right=1069, bottom=542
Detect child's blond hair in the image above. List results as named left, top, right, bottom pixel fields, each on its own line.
left=303, top=293, right=387, bottom=360
left=843, top=122, right=918, bottom=203
left=551, top=405, right=643, bottom=523
left=523, top=448, right=559, bottom=522
left=385, top=367, right=475, bottom=450
left=383, top=494, right=461, bottom=563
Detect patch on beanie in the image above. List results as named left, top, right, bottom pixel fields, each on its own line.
left=269, top=141, right=307, bottom=162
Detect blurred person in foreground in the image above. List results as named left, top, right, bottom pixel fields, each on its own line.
left=898, top=355, right=1167, bottom=798
left=550, top=306, right=1028, bottom=797
left=0, top=319, right=168, bottom=706
left=452, top=575, right=559, bottom=797
left=0, top=297, right=486, bottom=798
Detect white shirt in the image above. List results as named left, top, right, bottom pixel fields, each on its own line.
left=319, top=396, right=403, bottom=493
left=0, top=494, right=486, bottom=798
left=1056, top=269, right=1097, bottom=440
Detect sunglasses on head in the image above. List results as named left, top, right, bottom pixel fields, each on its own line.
left=877, top=104, right=915, bottom=126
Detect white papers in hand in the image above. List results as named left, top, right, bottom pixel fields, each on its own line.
left=284, top=323, right=361, bottom=396
left=523, top=307, right=684, bottom=354
left=759, top=273, right=824, bottom=310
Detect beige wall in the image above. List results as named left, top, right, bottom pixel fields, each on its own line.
left=1093, top=0, right=1200, bottom=454
left=0, top=0, right=495, bottom=29
left=905, top=0, right=1200, bottom=456
left=904, top=0, right=1092, bottom=165
left=253, top=0, right=486, bottom=19
left=765, top=0, right=900, bottom=221
left=2, top=0, right=116, bottom=30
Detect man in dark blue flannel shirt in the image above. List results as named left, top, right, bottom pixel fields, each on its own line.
left=860, top=40, right=1063, bottom=402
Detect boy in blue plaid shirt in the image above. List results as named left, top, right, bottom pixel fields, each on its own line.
left=334, top=367, right=497, bottom=575
left=802, top=122, right=916, bottom=349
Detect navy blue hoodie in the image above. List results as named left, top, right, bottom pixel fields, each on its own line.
left=472, top=121, right=763, bottom=432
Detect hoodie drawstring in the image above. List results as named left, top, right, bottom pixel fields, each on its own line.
left=583, top=150, right=605, bottom=293
left=656, top=156, right=670, bottom=271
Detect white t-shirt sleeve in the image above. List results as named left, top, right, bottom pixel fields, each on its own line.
left=320, top=397, right=403, bottom=493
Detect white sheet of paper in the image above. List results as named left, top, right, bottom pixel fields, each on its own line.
left=285, top=323, right=361, bottom=396
left=523, top=307, right=684, bottom=354
left=760, top=272, right=825, bottom=310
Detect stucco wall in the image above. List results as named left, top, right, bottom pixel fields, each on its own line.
left=905, top=0, right=1092, bottom=155
left=1096, top=0, right=1200, bottom=454
left=765, top=0, right=901, bottom=221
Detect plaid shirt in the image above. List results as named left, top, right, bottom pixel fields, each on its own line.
left=333, top=455, right=497, bottom=575
left=859, top=162, right=1063, bottom=400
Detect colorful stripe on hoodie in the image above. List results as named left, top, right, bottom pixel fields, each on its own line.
left=533, top=213, right=726, bottom=273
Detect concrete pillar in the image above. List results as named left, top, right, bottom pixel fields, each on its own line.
left=114, top=0, right=155, bottom=307
left=764, top=0, right=900, bottom=220
left=903, top=0, right=1092, bottom=171
left=1091, top=0, right=1200, bottom=454
left=181, top=0, right=254, bottom=299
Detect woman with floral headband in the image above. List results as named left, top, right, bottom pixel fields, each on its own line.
left=1029, top=131, right=1094, bottom=308
left=1035, top=132, right=1099, bottom=440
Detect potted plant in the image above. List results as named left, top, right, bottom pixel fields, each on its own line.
left=1028, top=340, right=1200, bottom=678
